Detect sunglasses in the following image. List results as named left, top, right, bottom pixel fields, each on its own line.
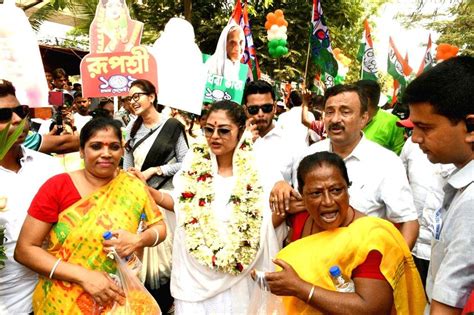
left=123, top=92, right=148, bottom=103
left=203, top=126, right=233, bottom=138
left=0, top=105, right=30, bottom=123
left=246, top=103, right=274, bottom=115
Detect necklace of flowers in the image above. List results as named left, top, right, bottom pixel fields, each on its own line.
left=178, top=131, right=264, bottom=275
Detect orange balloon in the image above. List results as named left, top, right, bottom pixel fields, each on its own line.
left=436, top=43, right=459, bottom=61
left=275, top=9, right=284, bottom=17
left=283, top=20, right=288, bottom=27
left=265, top=21, right=272, bottom=30
left=276, top=17, right=286, bottom=26
left=266, top=12, right=277, bottom=23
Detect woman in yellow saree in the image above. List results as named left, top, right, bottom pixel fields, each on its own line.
left=261, top=151, right=426, bottom=314
left=15, top=117, right=166, bottom=314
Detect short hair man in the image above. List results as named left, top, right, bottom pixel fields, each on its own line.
left=404, top=56, right=474, bottom=314
left=0, top=79, right=62, bottom=313
left=51, top=68, right=68, bottom=90
left=357, top=80, right=405, bottom=154
left=72, top=93, right=92, bottom=133
left=273, top=84, right=419, bottom=248
left=243, top=80, right=294, bottom=184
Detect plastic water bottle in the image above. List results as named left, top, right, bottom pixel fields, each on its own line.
left=329, top=265, right=355, bottom=292
left=103, top=231, right=143, bottom=276
left=137, top=213, right=147, bottom=234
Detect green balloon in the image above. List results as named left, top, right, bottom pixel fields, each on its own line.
left=278, top=39, right=287, bottom=47
left=269, top=47, right=277, bottom=57
left=282, top=47, right=289, bottom=55
left=269, top=40, right=279, bottom=49
left=275, top=46, right=286, bottom=55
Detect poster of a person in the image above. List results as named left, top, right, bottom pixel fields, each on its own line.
left=204, top=21, right=248, bottom=104
left=205, top=21, right=246, bottom=81
left=89, top=0, right=143, bottom=53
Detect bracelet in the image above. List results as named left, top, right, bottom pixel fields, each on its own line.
left=49, top=258, right=62, bottom=279
left=306, top=285, right=315, bottom=304
left=158, top=190, right=165, bottom=205
left=151, top=228, right=160, bottom=247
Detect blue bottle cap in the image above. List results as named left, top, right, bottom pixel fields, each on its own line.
left=140, top=213, right=146, bottom=220
left=329, top=265, right=341, bottom=277
left=103, top=231, right=112, bottom=240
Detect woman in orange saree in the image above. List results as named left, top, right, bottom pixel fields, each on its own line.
left=15, top=117, right=166, bottom=314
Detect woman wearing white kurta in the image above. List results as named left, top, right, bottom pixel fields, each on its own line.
left=131, top=100, right=286, bottom=314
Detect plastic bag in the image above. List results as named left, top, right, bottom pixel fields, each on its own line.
left=247, top=271, right=286, bottom=315
left=105, top=254, right=161, bottom=315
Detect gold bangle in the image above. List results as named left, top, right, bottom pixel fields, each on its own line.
left=306, top=285, right=315, bottom=304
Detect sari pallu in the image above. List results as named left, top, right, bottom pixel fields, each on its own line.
left=277, top=216, right=426, bottom=315
left=32, top=171, right=162, bottom=315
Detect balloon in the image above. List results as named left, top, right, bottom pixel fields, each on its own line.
left=267, top=33, right=276, bottom=41
left=270, top=24, right=279, bottom=32
left=265, top=21, right=272, bottom=30
left=281, top=47, right=288, bottom=55
left=275, top=45, right=286, bottom=55
left=280, top=26, right=287, bottom=33
left=436, top=43, right=459, bottom=61
left=266, top=12, right=276, bottom=23
left=281, top=33, right=287, bottom=41
left=277, top=39, right=287, bottom=47
left=276, top=17, right=286, bottom=27
left=268, top=40, right=279, bottom=49
left=269, top=47, right=277, bottom=57
left=275, top=9, right=284, bottom=17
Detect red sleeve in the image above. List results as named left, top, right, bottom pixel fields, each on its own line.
left=288, top=211, right=310, bottom=242
left=352, top=250, right=385, bottom=280
left=28, top=173, right=81, bottom=223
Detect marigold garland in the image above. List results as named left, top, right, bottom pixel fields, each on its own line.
left=177, top=132, right=264, bottom=275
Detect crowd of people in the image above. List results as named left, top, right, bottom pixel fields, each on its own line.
left=0, top=54, right=473, bottom=315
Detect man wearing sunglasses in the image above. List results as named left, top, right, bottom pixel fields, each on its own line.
left=243, top=80, right=296, bottom=184
left=0, top=79, right=63, bottom=314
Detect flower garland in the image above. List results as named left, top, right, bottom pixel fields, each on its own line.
left=178, top=131, right=264, bottom=275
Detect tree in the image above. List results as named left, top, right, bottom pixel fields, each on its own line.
left=396, top=0, right=473, bottom=56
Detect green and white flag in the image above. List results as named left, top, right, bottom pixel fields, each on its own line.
left=357, top=20, right=378, bottom=81
left=387, top=36, right=408, bottom=86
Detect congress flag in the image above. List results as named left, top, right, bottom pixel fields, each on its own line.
left=357, top=19, right=378, bottom=81
left=387, top=37, right=409, bottom=86
left=416, top=34, right=434, bottom=76
left=310, top=0, right=338, bottom=77
left=230, top=0, right=260, bottom=81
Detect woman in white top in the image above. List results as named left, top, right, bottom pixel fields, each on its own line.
left=123, top=79, right=188, bottom=190
left=130, top=100, right=286, bottom=314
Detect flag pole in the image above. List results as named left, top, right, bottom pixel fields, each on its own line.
left=303, top=31, right=311, bottom=86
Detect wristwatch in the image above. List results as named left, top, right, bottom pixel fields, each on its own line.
left=155, top=166, right=163, bottom=176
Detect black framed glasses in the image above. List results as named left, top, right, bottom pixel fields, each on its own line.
left=246, top=103, right=274, bottom=115
left=0, top=105, right=30, bottom=123
left=203, top=126, right=233, bottom=138
left=123, top=92, right=148, bottom=103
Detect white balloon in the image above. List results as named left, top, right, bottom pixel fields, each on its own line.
left=280, top=26, right=287, bottom=33
left=281, top=33, right=288, bottom=41
left=270, top=24, right=279, bottom=32
left=267, top=33, right=276, bottom=41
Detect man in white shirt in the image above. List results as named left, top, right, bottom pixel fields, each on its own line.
left=276, top=90, right=315, bottom=153
left=399, top=134, right=455, bottom=287
left=0, top=79, right=63, bottom=314
left=271, top=84, right=419, bottom=249
left=404, top=56, right=474, bottom=314
left=72, top=93, right=92, bottom=133
left=242, top=80, right=295, bottom=184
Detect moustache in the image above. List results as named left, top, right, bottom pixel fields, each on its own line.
left=328, top=123, right=344, bottom=131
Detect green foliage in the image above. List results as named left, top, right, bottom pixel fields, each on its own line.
left=0, top=225, right=5, bottom=270
left=0, top=119, right=26, bottom=161
left=396, top=0, right=473, bottom=56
